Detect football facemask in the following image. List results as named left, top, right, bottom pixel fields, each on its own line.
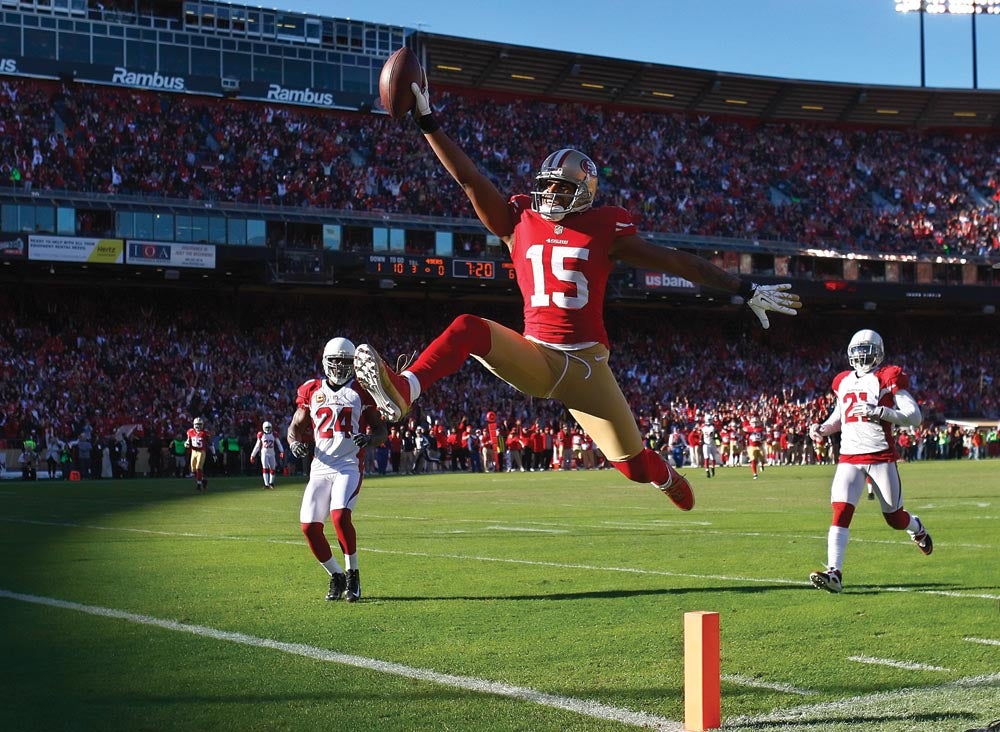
left=322, top=337, right=356, bottom=386
left=530, top=149, right=598, bottom=221
left=847, top=329, right=885, bottom=374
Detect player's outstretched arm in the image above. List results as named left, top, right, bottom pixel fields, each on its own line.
left=409, top=82, right=514, bottom=241
left=611, top=235, right=801, bottom=329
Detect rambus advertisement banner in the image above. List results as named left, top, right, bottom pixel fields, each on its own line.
left=28, top=235, right=124, bottom=263
left=126, top=241, right=216, bottom=269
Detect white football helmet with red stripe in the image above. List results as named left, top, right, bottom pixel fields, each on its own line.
left=531, top=148, right=598, bottom=221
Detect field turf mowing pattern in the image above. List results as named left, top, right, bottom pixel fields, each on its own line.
left=1, top=460, right=997, bottom=731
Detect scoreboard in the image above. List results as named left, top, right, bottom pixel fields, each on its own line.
left=366, top=254, right=516, bottom=282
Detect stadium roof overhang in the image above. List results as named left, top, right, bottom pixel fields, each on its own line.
left=421, top=33, right=1000, bottom=129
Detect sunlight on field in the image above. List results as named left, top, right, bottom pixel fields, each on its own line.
left=1, top=461, right=997, bottom=732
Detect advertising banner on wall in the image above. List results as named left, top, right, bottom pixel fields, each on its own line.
left=126, top=241, right=216, bottom=269
left=28, top=235, right=124, bottom=263
left=0, top=234, right=27, bottom=260
left=639, top=270, right=699, bottom=294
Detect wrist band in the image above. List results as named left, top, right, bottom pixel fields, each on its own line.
left=738, top=280, right=756, bottom=300
left=415, top=113, right=439, bottom=134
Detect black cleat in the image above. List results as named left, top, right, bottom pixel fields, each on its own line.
left=964, top=719, right=1000, bottom=732
left=912, top=517, right=933, bottom=556
left=913, top=529, right=933, bottom=556
left=345, top=569, right=361, bottom=603
left=326, top=572, right=346, bottom=601
left=809, top=568, right=843, bottom=593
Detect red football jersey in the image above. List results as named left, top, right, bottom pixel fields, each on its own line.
left=185, top=428, right=210, bottom=452
left=508, top=194, right=636, bottom=348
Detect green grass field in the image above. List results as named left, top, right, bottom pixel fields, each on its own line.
left=1, top=461, right=997, bottom=732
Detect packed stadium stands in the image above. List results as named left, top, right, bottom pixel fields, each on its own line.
left=2, top=76, right=998, bottom=257
left=2, top=4, right=999, bottom=479
left=1, top=286, right=996, bottom=478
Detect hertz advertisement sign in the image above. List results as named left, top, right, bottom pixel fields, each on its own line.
left=27, top=236, right=124, bottom=264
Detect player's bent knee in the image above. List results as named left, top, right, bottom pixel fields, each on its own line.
left=831, top=502, right=855, bottom=528
left=331, top=508, right=353, bottom=530
left=883, top=508, right=910, bottom=530
left=302, top=521, right=324, bottom=539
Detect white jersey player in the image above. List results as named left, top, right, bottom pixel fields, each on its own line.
left=287, top=337, right=387, bottom=604
left=700, top=418, right=720, bottom=478
left=808, top=329, right=931, bottom=594
left=250, top=421, right=285, bottom=489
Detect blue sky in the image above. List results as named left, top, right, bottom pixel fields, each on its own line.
left=246, top=0, right=1000, bottom=89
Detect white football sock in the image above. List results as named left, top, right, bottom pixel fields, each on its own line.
left=322, top=557, right=344, bottom=575
left=401, top=371, right=421, bottom=401
left=827, top=526, right=849, bottom=571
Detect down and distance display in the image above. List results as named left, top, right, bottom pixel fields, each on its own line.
left=366, top=255, right=515, bottom=281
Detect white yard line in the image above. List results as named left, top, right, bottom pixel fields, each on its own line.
left=964, top=637, right=1000, bottom=646
left=848, top=655, right=950, bottom=672
left=722, top=674, right=817, bottom=696
left=2, top=516, right=998, bottom=599
left=0, top=589, right=683, bottom=732
left=726, top=673, right=1000, bottom=728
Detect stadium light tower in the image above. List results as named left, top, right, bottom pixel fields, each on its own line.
left=895, top=1, right=1000, bottom=87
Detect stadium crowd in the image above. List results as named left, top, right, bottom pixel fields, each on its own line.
left=1, top=288, right=997, bottom=480
left=2, top=78, right=999, bottom=258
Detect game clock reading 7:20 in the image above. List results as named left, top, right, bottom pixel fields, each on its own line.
left=366, top=255, right=515, bottom=281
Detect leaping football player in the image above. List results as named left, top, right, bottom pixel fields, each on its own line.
left=353, top=79, right=800, bottom=513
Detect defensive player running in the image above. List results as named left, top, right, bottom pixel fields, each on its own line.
left=808, top=329, right=931, bottom=593
left=287, top=337, right=387, bottom=603
left=250, top=420, right=285, bottom=490
left=354, top=80, right=800, bottom=512
left=185, top=417, right=216, bottom=492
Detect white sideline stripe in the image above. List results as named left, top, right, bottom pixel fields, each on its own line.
left=848, top=655, right=950, bottom=672
left=12, top=510, right=993, bottom=550
left=484, top=526, right=568, bottom=534
left=726, top=673, right=1000, bottom=727
left=4, top=516, right=999, bottom=600
left=964, top=637, right=1000, bottom=646
left=722, top=674, right=816, bottom=696
left=0, top=589, right=682, bottom=732
left=881, top=586, right=1000, bottom=600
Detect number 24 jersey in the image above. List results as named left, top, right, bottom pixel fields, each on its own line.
left=295, top=378, right=377, bottom=474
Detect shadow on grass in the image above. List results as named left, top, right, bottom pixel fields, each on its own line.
left=374, top=580, right=968, bottom=601
left=376, top=583, right=809, bottom=601
left=727, top=710, right=979, bottom=730
left=846, top=581, right=973, bottom=595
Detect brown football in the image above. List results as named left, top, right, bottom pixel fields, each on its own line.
left=379, top=47, right=424, bottom=120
